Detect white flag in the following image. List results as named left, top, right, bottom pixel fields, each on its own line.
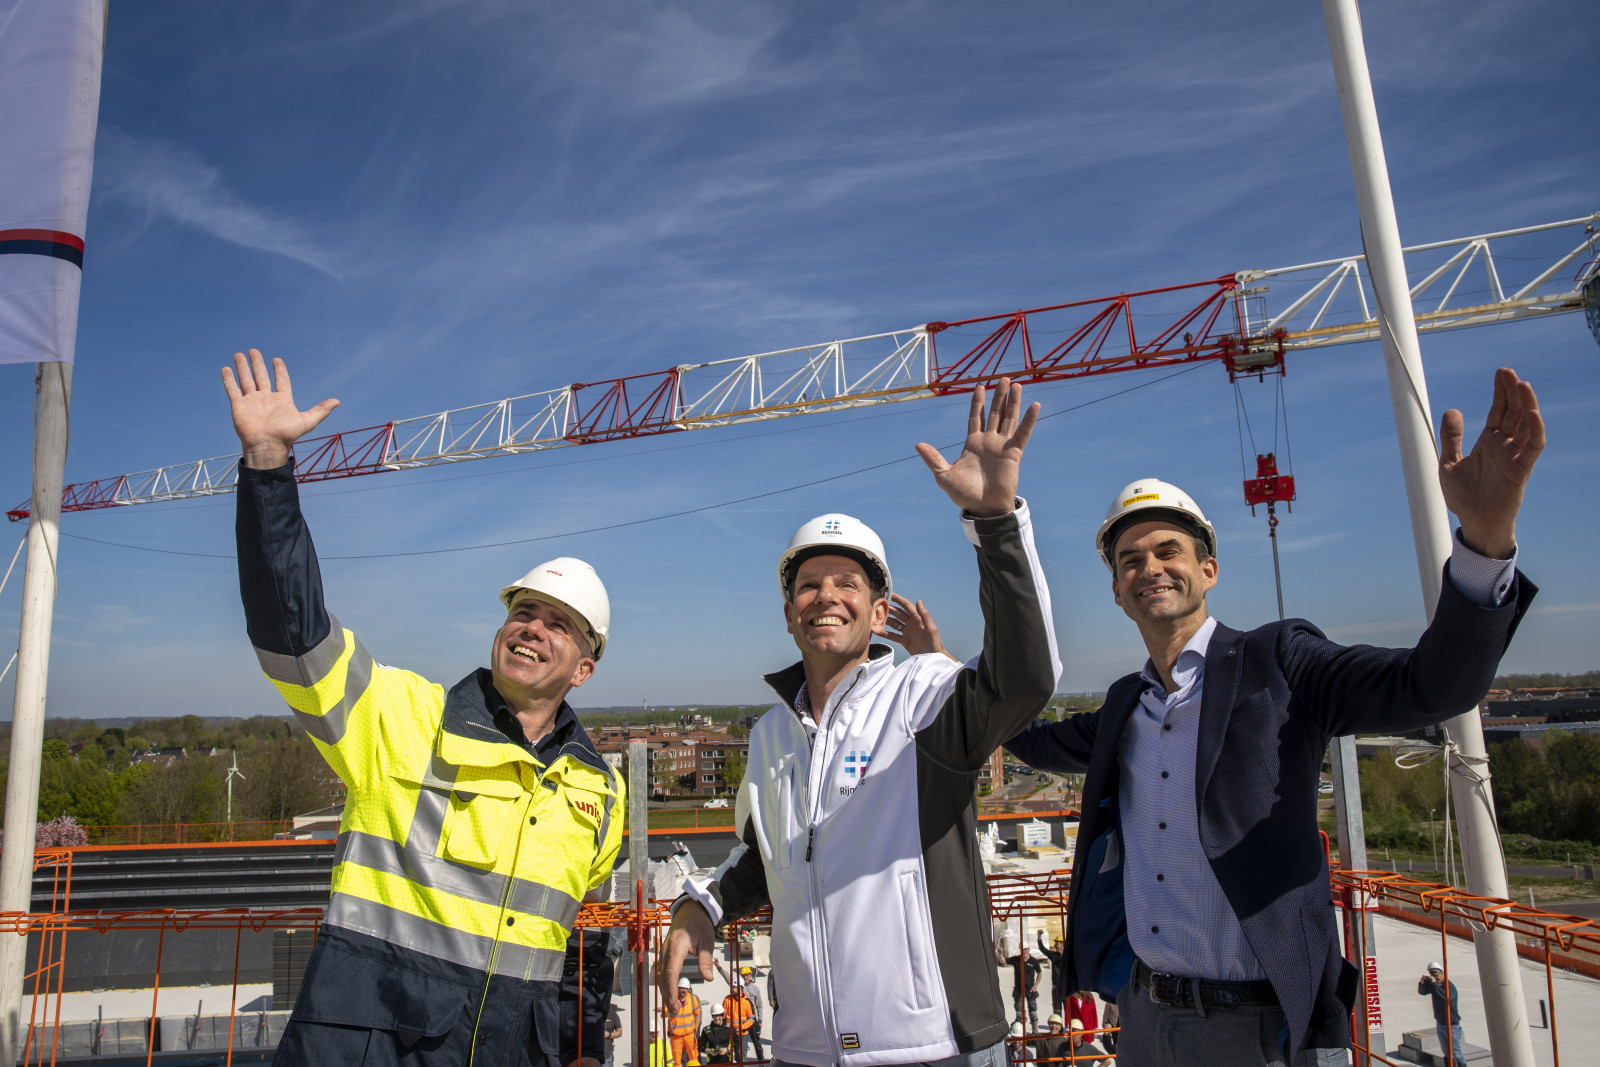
left=0, top=0, right=105, bottom=365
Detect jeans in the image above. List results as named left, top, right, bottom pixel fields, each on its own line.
left=1436, top=1022, right=1465, bottom=1064
left=1014, top=990, right=1040, bottom=1029
left=1113, top=978, right=1349, bottom=1067
left=776, top=1038, right=1006, bottom=1067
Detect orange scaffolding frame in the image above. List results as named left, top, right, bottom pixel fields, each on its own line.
left=5, top=853, right=1597, bottom=1066
left=1332, top=869, right=1600, bottom=1067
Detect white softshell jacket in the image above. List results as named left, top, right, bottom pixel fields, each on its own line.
left=681, top=503, right=1061, bottom=1067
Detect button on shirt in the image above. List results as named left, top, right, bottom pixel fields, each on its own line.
left=1119, top=616, right=1255, bottom=979
left=1119, top=533, right=1517, bottom=981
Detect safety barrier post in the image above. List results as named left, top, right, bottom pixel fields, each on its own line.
left=634, top=877, right=647, bottom=1067
left=225, top=919, right=242, bottom=1065
left=628, top=739, right=649, bottom=1067
left=1438, top=903, right=1455, bottom=1067
left=145, top=922, right=165, bottom=1067
left=1540, top=923, right=1560, bottom=1067
left=49, top=915, right=68, bottom=1066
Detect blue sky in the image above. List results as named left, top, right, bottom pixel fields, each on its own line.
left=1, top=0, right=1597, bottom=718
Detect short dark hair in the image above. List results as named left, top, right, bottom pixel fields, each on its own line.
left=783, top=547, right=888, bottom=602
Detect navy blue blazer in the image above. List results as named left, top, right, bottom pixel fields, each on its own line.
left=1004, top=566, right=1535, bottom=1054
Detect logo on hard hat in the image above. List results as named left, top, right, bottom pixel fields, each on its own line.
left=1122, top=493, right=1159, bottom=507
left=820, top=520, right=844, bottom=536
left=545, top=568, right=563, bottom=577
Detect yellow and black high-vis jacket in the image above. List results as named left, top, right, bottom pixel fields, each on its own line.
left=236, top=462, right=624, bottom=1067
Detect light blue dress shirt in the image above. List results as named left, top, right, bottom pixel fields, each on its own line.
left=1118, top=533, right=1517, bottom=980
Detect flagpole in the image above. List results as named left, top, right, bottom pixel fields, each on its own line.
left=1320, top=2, right=1533, bottom=1064
left=0, top=360, right=71, bottom=1063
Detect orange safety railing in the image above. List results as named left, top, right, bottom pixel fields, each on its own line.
left=24, top=845, right=1594, bottom=1067
left=1006, top=1026, right=1120, bottom=1064
left=0, top=868, right=1076, bottom=1067
left=69, top=807, right=1081, bottom=846
left=73, top=821, right=295, bottom=846
left=1332, top=868, right=1600, bottom=1067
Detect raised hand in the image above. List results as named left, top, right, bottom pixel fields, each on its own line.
left=1438, top=367, right=1544, bottom=559
left=877, top=593, right=954, bottom=660
left=915, top=377, right=1039, bottom=518
left=221, top=349, right=340, bottom=470
left=659, top=899, right=718, bottom=1014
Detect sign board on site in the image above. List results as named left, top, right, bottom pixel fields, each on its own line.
left=1363, top=956, right=1383, bottom=1031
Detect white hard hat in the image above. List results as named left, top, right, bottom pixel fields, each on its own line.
left=777, top=514, right=891, bottom=599
left=1009, top=1022, right=1024, bottom=1037
left=499, top=557, right=611, bottom=660
left=1095, top=478, right=1217, bottom=572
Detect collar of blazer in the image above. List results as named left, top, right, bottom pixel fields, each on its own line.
left=1095, top=619, right=1248, bottom=805
left=1194, top=621, right=1246, bottom=805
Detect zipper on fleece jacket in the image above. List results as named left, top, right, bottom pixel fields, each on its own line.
left=802, top=667, right=863, bottom=1065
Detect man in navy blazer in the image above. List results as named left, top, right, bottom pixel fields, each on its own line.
left=1005, top=368, right=1543, bottom=1066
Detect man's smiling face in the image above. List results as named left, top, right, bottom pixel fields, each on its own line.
left=783, top=553, right=887, bottom=662
left=1110, top=518, right=1217, bottom=627
left=490, top=595, right=594, bottom=702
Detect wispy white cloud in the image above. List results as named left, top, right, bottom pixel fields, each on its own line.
left=84, top=603, right=161, bottom=634
left=1278, top=531, right=1350, bottom=553
left=94, top=127, right=338, bottom=275
left=544, top=4, right=792, bottom=109
left=1529, top=600, right=1600, bottom=617
left=1321, top=617, right=1427, bottom=641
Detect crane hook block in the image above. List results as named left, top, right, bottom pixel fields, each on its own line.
left=1243, top=452, right=1296, bottom=508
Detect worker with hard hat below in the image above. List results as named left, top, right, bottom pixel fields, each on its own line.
left=660, top=380, right=1061, bottom=1067
left=700, top=1007, right=733, bottom=1065
left=669, top=979, right=703, bottom=1067
left=1004, top=368, right=1544, bottom=1066
left=221, top=350, right=624, bottom=1066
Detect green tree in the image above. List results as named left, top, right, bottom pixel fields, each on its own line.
left=1545, top=731, right=1600, bottom=790
left=37, top=742, right=75, bottom=820
left=1492, top=669, right=1600, bottom=689
left=239, top=736, right=333, bottom=821
left=720, top=752, right=747, bottom=794
left=118, top=754, right=226, bottom=825
left=1488, top=740, right=1548, bottom=802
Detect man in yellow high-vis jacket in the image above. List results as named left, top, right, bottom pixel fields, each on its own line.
left=222, top=350, right=624, bottom=1067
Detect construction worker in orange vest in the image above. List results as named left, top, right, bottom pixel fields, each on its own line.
left=723, top=980, right=755, bottom=1063
left=670, top=978, right=703, bottom=1067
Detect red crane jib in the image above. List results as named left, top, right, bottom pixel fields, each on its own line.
left=1243, top=453, right=1296, bottom=507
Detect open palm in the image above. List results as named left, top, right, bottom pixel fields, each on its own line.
left=221, top=349, right=340, bottom=469
left=1438, top=367, right=1543, bottom=559
left=915, top=377, right=1039, bottom=518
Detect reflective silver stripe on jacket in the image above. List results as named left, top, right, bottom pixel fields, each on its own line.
left=255, top=613, right=373, bottom=745
left=325, top=893, right=565, bottom=981
left=335, top=830, right=581, bottom=928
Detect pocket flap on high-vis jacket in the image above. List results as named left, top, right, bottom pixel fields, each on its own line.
left=441, top=788, right=518, bottom=866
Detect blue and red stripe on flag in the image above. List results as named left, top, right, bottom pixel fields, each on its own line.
left=0, top=229, right=84, bottom=268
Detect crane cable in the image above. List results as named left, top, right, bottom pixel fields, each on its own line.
left=1232, top=375, right=1296, bottom=620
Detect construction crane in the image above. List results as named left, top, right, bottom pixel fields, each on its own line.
left=9, top=211, right=1597, bottom=521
